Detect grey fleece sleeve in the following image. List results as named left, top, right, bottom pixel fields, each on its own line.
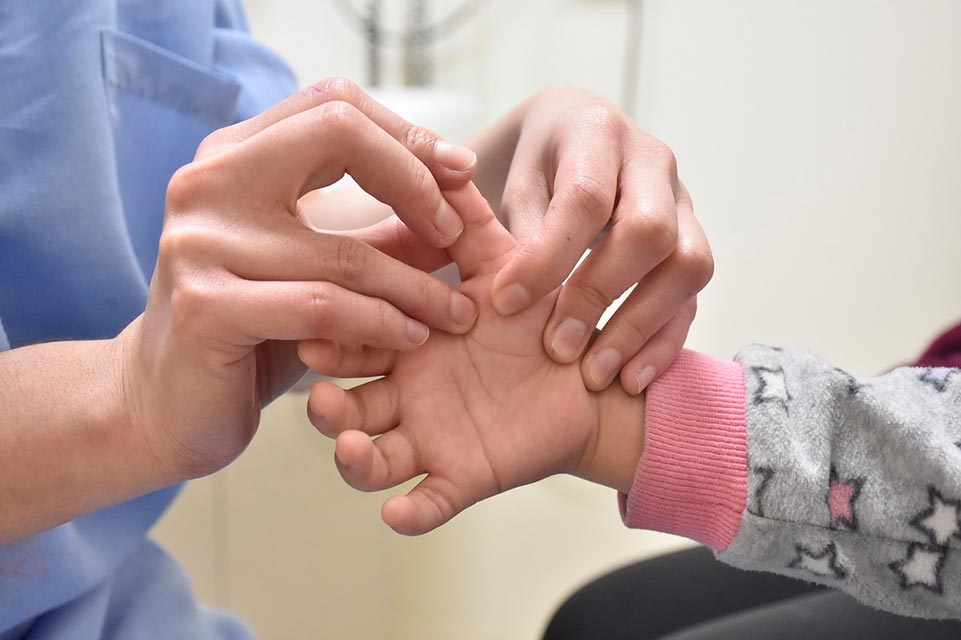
left=620, top=346, right=961, bottom=619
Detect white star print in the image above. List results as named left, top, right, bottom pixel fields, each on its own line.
left=917, top=497, right=960, bottom=545
left=911, top=487, right=961, bottom=545
left=752, top=366, right=791, bottom=412
left=788, top=542, right=846, bottom=579
left=796, top=553, right=837, bottom=577
left=891, top=544, right=946, bottom=593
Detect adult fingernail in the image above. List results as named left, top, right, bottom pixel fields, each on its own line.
left=435, top=141, right=477, bottom=172
left=588, top=348, right=622, bottom=388
left=635, top=365, right=657, bottom=394
left=407, top=318, right=429, bottom=346
left=451, top=293, right=477, bottom=327
left=435, top=200, right=464, bottom=240
left=492, top=283, right=531, bottom=316
left=551, top=318, right=587, bottom=361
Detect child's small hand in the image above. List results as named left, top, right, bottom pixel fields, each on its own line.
left=301, top=185, right=643, bottom=535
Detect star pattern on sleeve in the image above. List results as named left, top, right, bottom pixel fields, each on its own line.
left=788, top=541, right=847, bottom=580
left=833, top=367, right=863, bottom=396
left=919, top=367, right=957, bottom=392
left=827, top=466, right=864, bottom=531
left=750, top=366, right=791, bottom=414
left=909, top=486, right=961, bottom=546
left=890, top=543, right=947, bottom=594
left=749, top=466, right=775, bottom=517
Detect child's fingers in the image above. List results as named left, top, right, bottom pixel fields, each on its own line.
left=615, top=297, right=697, bottom=395
left=334, top=429, right=420, bottom=492
left=380, top=474, right=469, bottom=535
left=298, top=339, right=397, bottom=377
left=308, top=378, right=400, bottom=437
left=443, top=183, right=516, bottom=280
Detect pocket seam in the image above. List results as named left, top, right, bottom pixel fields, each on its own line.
left=101, top=29, right=241, bottom=125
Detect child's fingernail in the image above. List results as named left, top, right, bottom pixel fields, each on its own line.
left=492, top=283, right=531, bottom=316
left=588, top=348, right=622, bottom=388
left=451, top=293, right=477, bottom=327
left=435, top=141, right=477, bottom=172
left=407, top=318, right=430, bottom=345
left=635, top=365, right=657, bottom=393
left=435, top=200, right=464, bottom=240
left=551, top=318, right=587, bottom=361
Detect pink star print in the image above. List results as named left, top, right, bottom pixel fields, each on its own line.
left=829, top=481, right=856, bottom=522
left=828, top=469, right=863, bottom=529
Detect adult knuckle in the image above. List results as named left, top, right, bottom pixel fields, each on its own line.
left=647, top=138, right=678, bottom=176
left=165, top=162, right=209, bottom=211
left=574, top=277, right=614, bottom=312
left=310, top=76, right=359, bottom=103
left=623, top=210, right=677, bottom=257
left=316, top=100, right=360, bottom=137
left=330, top=236, right=370, bottom=285
left=156, top=225, right=210, bottom=267
left=403, top=122, right=437, bottom=155
left=675, top=245, right=716, bottom=292
left=564, top=173, right=613, bottom=220
left=306, top=283, right=333, bottom=332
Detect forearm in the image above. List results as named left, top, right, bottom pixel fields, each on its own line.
left=0, top=331, right=172, bottom=544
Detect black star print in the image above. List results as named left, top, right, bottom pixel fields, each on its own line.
left=890, top=543, right=948, bottom=594
left=750, top=366, right=791, bottom=414
left=909, top=486, right=961, bottom=546
left=750, top=466, right=775, bottom=517
left=833, top=368, right=862, bottom=396
left=788, top=541, right=847, bottom=580
left=919, top=368, right=957, bottom=393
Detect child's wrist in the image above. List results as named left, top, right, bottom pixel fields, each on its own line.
left=573, top=381, right=645, bottom=494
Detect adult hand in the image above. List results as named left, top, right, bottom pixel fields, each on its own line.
left=481, top=87, right=713, bottom=395
left=123, top=78, right=481, bottom=482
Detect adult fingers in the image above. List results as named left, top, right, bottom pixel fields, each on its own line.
left=233, top=101, right=466, bottom=247
left=491, top=123, right=620, bottom=316
left=202, top=220, right=476, bottom=335
left=201, top=77, right=477, bottom=184
left=223, top=280, right=431, bottom=351
left=542, top=166, right=679, bottom=365
left=307, top=378, right=400, bottom=438
left=298, top=339, right=397, bottom=378
left=580, top=196, right=712, bottom=391
left=341, top=215, right=451, bottom=274
left=617, top=298, right=698, bottom=395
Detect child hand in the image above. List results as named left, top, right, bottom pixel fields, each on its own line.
left=301, top=185, right=643, bottom=535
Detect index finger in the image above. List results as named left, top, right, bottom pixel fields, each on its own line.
left=206, top=77, right=477, bottom=186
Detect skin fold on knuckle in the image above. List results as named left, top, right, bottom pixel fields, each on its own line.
left=306, top=283, right=334, bottom=337
left=673, top=245, right=716, bottom=295
left=561, top=173, right=615, bottom=224
left=623, top=208, right=678, bottom=261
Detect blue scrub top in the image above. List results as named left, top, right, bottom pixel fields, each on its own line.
left=0, top=1, right=297, bottom=636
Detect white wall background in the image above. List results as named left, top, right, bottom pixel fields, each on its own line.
left=154, top=1, right=961, bottom=638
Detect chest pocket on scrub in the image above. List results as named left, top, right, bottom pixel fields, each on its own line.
left=100, top=29, right=241, bottom=279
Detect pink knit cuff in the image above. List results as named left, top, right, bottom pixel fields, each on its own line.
left=619, top=349, right=749, bottom=551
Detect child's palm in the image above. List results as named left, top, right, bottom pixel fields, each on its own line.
left=305, top=186, right=596, bottom=534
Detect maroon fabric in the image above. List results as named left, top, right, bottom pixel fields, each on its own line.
left=914, top=322, right=961, bottom=368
